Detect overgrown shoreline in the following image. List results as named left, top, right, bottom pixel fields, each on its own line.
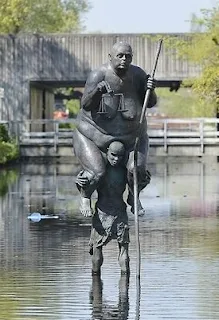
left=0, top=124, right=19, bottom=165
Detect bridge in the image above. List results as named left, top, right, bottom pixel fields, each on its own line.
left=5, top=118, right=219, bottom=157
left=0, top=33, right=201, bottom=128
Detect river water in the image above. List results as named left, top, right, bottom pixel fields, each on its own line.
left=0, top=157, right=219, bottom=320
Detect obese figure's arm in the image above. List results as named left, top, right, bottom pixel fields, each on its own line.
left=81, top=67, right=106, bottom=111
left=136, top=66, right=157, bottom=108
left=146, top=75, right=157, bottom=108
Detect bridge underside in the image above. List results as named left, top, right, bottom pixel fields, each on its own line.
left=29, top=79, right=183, bottom=132
left=30, top=79, right=183, bottom=89
left=30, top=81, right=84, bottom=132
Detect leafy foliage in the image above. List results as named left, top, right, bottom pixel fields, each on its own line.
left=54, top=87, right=80, bottom=128
left=0, top=124, right=10, bottom=142
left=0, top=141, right=19, bottom=164
left=65, top=98, right=80, bottom=117
left=161, top=3, right=219, bottom=106
left=0, top=0, right=91, bottom=33
left=0, top=124, right=19, bottom=164
left=0, top=169, right=18, bottom=196
left=58, top=87, right=81, bottom=116
left=155, top=88, right=215, bottom=118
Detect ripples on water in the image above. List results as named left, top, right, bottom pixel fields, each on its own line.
left=0, top=158, right=219, bottom=319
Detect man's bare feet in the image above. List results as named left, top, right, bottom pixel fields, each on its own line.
left=80, top=197, right=93, bottom=217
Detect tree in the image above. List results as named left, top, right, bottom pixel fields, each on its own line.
left=172, top=3, right=219, bottom=106
left=0, top=0, right=91, bottom=34
left=157, top=3, right=218, bottom=119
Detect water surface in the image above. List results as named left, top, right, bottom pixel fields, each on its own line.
left=0, top=157, right=219, bottom=320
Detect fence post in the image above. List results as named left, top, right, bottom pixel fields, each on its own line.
left=16, top=121, right=22, bottom=154
left=16, top=121, right=21, bottom=146
left=164, top=120, right=167, bottom=153
left=199, top=119, right=204, bottom=154
left=54, top=122, right=58, bottom=153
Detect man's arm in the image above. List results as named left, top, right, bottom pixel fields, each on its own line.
left=81, top=67, right=110, bottom=111
left=135, top=66, right=157, bottom=108
left=146, top=75, right=157, bottom=108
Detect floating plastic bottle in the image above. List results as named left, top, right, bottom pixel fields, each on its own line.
left=28, top=212, right=59, bottom=223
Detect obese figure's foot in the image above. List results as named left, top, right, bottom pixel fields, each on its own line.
left=79, top=197, right=93, bottom=217
left=127, top=194, right=145, bottom=217
left=131, top=201, right=145, bottom=217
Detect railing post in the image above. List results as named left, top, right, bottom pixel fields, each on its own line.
left=164, top=120, right=167, bottom=153
left=7, top=121, right=12, bottom=138
left=54, top=121, right=58, bottom=153
left=14, top=121, right=21, bottom=150
left=16, top=121, right=21, bottom=145
left=199, top=119, right=204, bottom=154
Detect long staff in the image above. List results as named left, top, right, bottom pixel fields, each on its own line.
left=133, top=39, right=163, bottom=279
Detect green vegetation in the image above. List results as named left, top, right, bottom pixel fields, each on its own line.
left=55, top=87, right=81, bottom=129
left=59, top=99, right=80, bottom=129
left=156, top=3, right=219, bottom=116
left=156, top=88, right=215, bottom=118
left=0, top=169, right=18, bottom=196
left=65, top=98, right=81, bottom=118
left=0, top=124, right=19, bottom=165
left=0, top=0, right=91, bottom=33
left=179, top=5, right=219, bottom=103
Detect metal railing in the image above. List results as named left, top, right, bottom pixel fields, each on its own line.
left=147, top=117, right=219, bottom=153
left=4, top=118, right=219, bottom=154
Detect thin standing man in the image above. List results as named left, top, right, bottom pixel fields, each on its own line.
left=77, top=141, right=130, bottom=275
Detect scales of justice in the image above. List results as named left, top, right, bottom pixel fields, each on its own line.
left=97, top=83, right=128, bottom=115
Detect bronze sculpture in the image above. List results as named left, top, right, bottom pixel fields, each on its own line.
left=73, top=41, right=157, bottom=215
left=73, top=41, right=157, bottom=275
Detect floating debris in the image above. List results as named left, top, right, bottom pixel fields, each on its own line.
left=28, top=212, right=59, bottom=223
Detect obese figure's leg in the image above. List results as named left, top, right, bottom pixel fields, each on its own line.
left=73, top=129, right=106, bottom=216
left=126, top=133, right=150, bottom=216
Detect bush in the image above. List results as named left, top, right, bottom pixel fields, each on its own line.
left=58, top=98, right=80, bottom=129
left=0, top=125, right=19, bottom=164
left=0, top=124, right=10, bottom=142
left=0, top=170, right=18, bottom=196
left=59, top=122, right=76, bottom=129
left=65, top=99, right=80, bottom=117
left=0, top=141, right=19, bottom=164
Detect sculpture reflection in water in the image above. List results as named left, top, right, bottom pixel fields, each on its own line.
left=90, top=275, right=129, bottom=320
left=73, top=41, right=156, bottom=275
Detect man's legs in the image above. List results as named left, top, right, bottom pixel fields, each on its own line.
left=118, top=243, right=130, bottom=275
left=92, top=245, right=103, bottom=276
left=73, top=129, right=106, bottom=216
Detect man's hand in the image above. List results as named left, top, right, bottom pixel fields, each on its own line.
left=97, top=81, right=113, bottom=94
left=146, top=76, right=156, bottom=90
left=75, top=171, right=90, bottom=188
